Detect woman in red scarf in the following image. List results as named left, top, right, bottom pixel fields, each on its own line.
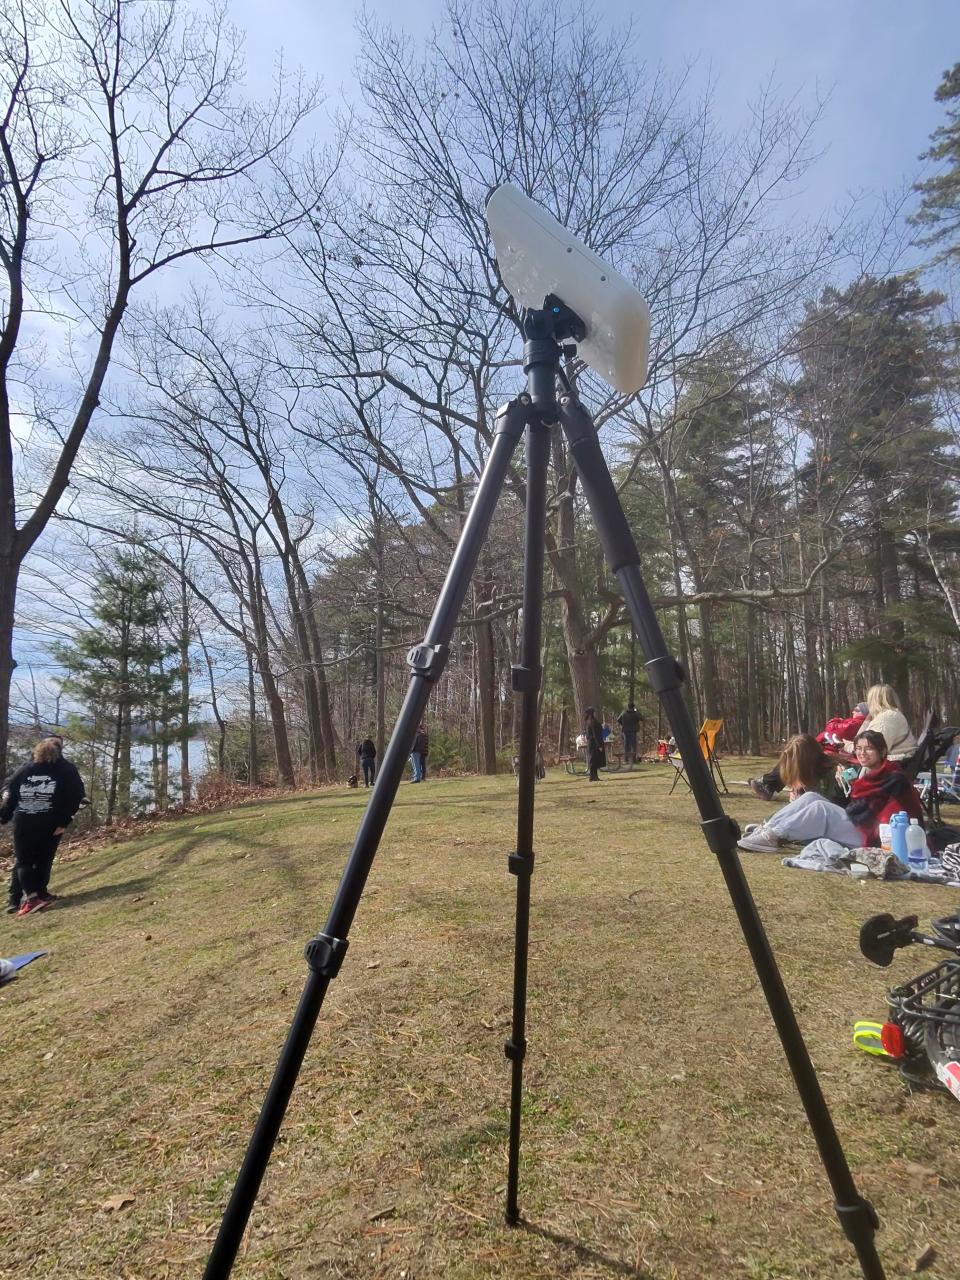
left=844, top=730, right=924, bottom=844
left=738, top=730, right=923, bottom=853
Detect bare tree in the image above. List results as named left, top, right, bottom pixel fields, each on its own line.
left=273, top=0, right=835, bottom=721
left=0, top=0, right=328, bottom=774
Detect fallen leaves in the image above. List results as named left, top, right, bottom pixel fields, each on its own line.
left=101, top=1193, right=136, bottom=1213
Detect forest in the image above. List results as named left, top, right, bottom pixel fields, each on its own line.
left=2, top=0, right=960, bottom=819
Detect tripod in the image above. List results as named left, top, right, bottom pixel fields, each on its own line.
left=204, top=303, right=885, bottom=1279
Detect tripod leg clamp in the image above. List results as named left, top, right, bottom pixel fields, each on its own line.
left=407, top=642, right=448, bottom=682
left=645, top=655, right=686, bottom=693
left=508, top=851, right=535, bottom=877
left=834, top=1196, right=880, bottom=1243
left=304, top=932, right=349, bottom=979
left=504, top=1036, right=527, bottom=1062
left=701, top=816, right=741, bottom=853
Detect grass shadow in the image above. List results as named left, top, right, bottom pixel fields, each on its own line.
left=515, top=1219, right=653, bottom=1278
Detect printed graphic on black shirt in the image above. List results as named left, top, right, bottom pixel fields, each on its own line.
left=18, top=773, right=58, bottom=816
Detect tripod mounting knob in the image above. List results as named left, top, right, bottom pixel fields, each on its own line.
left=407, top=642, right=449, bottom=682
left=305, top=932, right=349, bottom=979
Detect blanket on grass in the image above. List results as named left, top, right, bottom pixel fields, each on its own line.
left=0, top=950, right=46, bottom=986
left=782, top=838, right=960, bottom=885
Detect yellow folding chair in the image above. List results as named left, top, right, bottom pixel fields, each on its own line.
left=668, top=718, right=728, bottom=795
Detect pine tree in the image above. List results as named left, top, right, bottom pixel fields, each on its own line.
left=55, top=552, right=178, bottom=822
left=791, top=275, right=954, bottom=693
left=911, top=63, right=960, bottom=263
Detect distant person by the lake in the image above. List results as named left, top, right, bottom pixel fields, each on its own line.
left=583, top=707, right=606, bottom=782
left=617, top=702, right=643, bottom=766
left=410, top=724, right=429, bottom=783
left=3, top=736, right=85, bottom=917
left=356, top=737, right=377, bottom=786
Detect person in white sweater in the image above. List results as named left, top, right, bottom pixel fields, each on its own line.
left=845, top=684, right=916, bottom=761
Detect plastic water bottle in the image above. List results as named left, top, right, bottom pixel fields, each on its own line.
left=906, top=819, right=929, bottom=873
left=889, top=811, right=910, bottom=868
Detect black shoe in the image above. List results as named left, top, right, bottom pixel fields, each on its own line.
left=748, top=778, right=775, bottom=802
left=5, top=902, right=18, bottom=915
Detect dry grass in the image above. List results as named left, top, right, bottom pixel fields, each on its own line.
left=1, top=760, right=958, bottom=1279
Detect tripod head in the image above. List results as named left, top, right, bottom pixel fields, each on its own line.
left=520, top=295, right=586, bottom=417
left=487, top=183, right=649, bottom=394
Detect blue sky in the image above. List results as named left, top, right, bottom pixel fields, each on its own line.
left=230, top=0, right=958, bottom=227
left=14, top=0, right=960, bottom=721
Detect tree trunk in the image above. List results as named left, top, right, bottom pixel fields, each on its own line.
left=874, top=494, right=905, bottom=691
left=150, top=725, right=161, bottom=812
left=106, top=705, right=123, bottom=826
left=0, top=560, right=17, bottom=782
left=115, top=605, right=132, bottom=818
left=246, top=647, right=260, bottom=786
left=179, top=569, right=191, bottom=804
left=118, top=699, right=132, bottom=817
left=548, top=431, right=602, bottom=721
left=474, top=611, right=498, bottom=773
left=697, top=601, right=722, bottom=719
left=201, top=637, right=227, bottom=776
left=745, top=603, right=761, bottom=753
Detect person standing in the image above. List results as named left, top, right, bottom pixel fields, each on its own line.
left=617, top=702, right=643, bottom=767
left=410, top=723, right=429, bottom=783
left=356, top=737, right=377, bottom=787
left=3, top=737, right=85, bottom=916
left=583, top=707, right=606, bottom=782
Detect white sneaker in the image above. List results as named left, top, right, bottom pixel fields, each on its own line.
left=738, top=823, right=781, bottom=853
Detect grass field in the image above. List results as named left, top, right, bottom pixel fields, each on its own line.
left=1, top=760, right=959, bottom=1279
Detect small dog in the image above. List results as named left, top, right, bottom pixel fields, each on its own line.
left=347, top=774, right=359, bottom=788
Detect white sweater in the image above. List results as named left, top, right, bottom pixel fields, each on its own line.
left=858, top=709, right=917, bottom=761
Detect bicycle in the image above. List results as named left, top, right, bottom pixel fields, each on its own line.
left=859, top=911, right=960, bottom=1100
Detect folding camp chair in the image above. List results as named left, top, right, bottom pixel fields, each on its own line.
left=668, top=718, right=728, bottom=795
left=906, top=715, right=960, bottom=825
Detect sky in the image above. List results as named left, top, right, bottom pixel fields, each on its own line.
left=13, top=0, right=960, bottom=723
left=229, top=0, right=958, bottom=229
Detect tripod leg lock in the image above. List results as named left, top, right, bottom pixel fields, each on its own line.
left=701, top=816, right=741, bottom=853
left=407, top=642, right=448, bottom=682
left=645, top=655, right=685, bottom=693
left=511, top=663, right=542, bottom=694
left=834, top=1196, right=880, bottom=1243
left=504, top=1035, right=527, bottom=1062
left=304, top=932, right=349, bottom=979
left=508, top=851, right=535, bottom=877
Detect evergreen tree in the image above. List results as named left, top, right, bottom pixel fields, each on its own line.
left=791, top=275, right=955, bottom=692
left=54, top=552, right=177, bottom=822
left=912, top=63, right=960, bottom=264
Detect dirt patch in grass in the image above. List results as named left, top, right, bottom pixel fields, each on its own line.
left=1, top=761, right=958, bottom=1278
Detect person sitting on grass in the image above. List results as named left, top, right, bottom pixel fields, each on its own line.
left=749, top=702, right=869, bottom=801
left=738, top=730, right=924, bottom=853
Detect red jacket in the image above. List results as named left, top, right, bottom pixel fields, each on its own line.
left=846, top=760, right=924, bottom=846
left=817, top=713, right=866, bottom=748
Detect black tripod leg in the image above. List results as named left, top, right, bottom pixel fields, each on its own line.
left=504, top=420, right=551, bottom=1225
left=558, top=395, right=885, bottom=1280
left=203, top=398, right=530, bottom=1280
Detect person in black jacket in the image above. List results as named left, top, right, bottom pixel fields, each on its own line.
left=356, top=737, right=377, bottom=786
left=617, top=702, right=644, bottom=767
left=3, top=736, right=85, bottom=916
left=410, top=724, right=428, bottom=783
left=583, top=707, right=606, bottom=782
